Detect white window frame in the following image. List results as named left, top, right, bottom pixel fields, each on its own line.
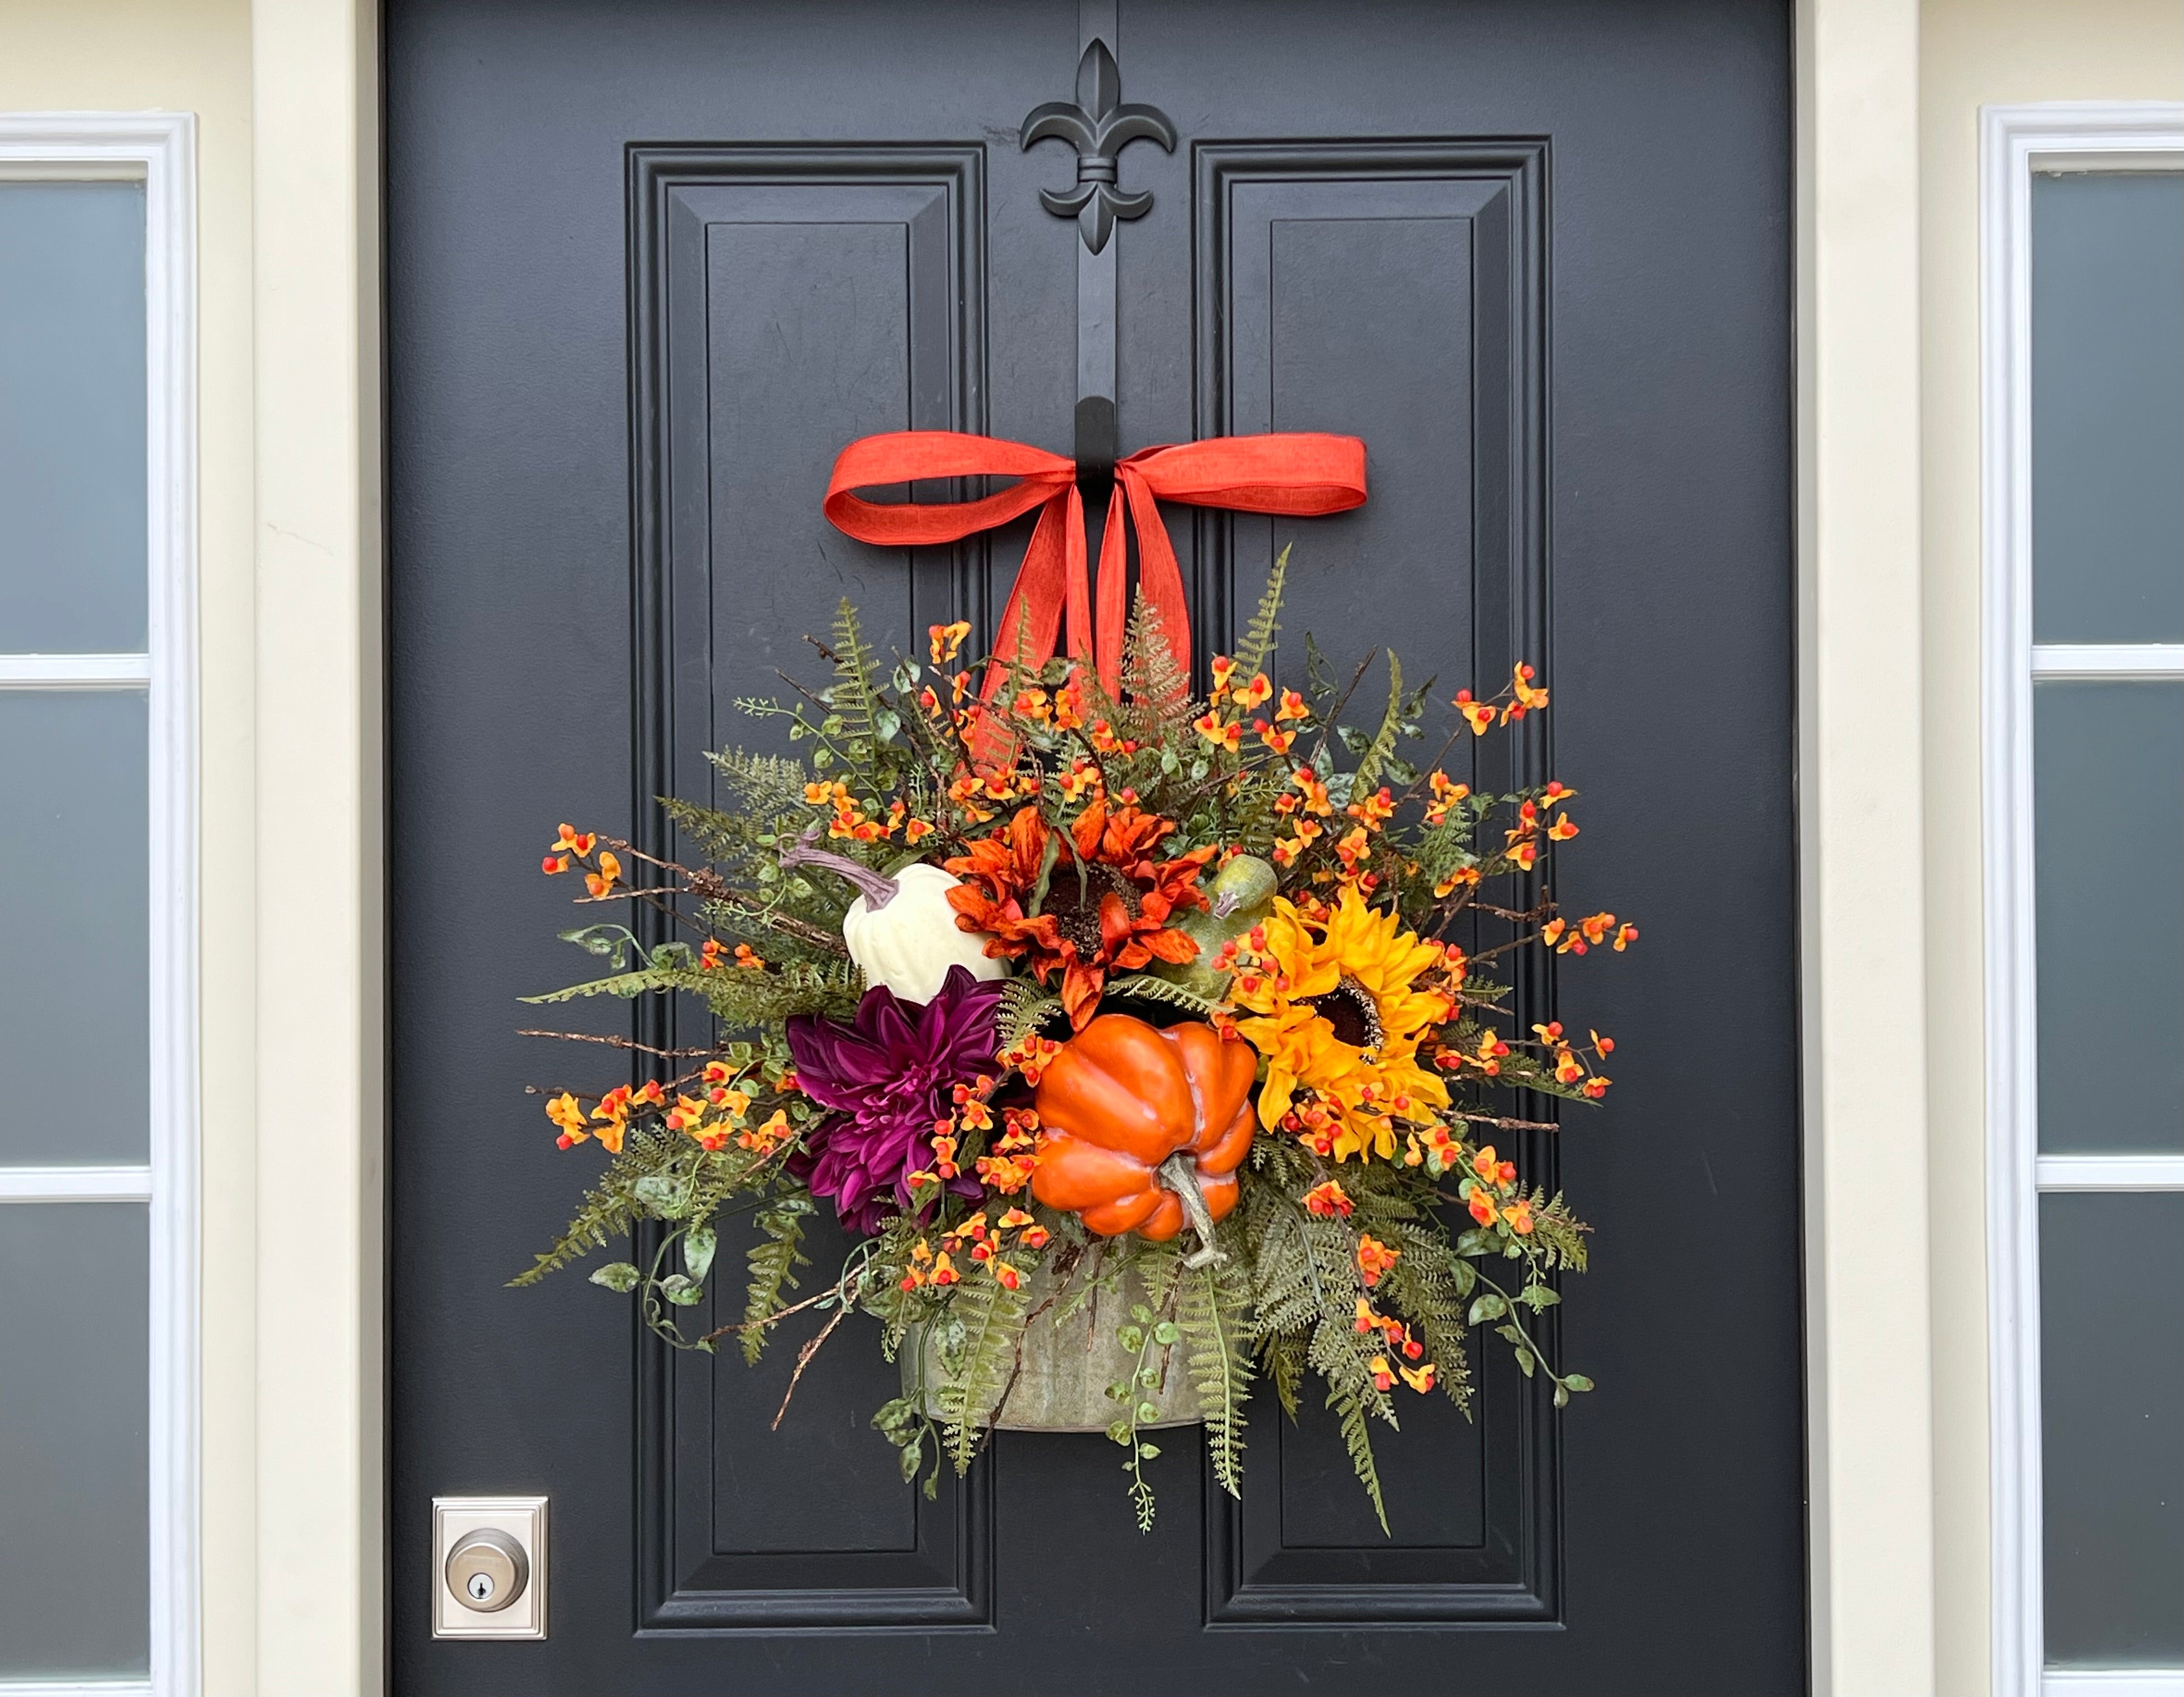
left=0, top=113, right=199, bottom=1697
left=1980, top=100, right=2184, bottom=1697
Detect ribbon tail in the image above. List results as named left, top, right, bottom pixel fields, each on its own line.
left=1063, top=484, right=1095, bottom=675
left=982, top=489, right=1075, bottom=701
left=1094, top=481, right=1130, bottom=696
left=1123, top=468, right=1193, bottom=696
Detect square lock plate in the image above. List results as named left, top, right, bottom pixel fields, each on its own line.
left=432, top=1496, right=548, bottom=1639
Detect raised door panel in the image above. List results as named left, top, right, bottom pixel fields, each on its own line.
left=1195, top=143, right=1556, bottom=1625
left=633, top=146, right=994, bottom=1629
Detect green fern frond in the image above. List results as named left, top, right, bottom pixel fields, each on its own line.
left=934, top=1271, right=1033, bottom=1471
left=828, top=599, right=887, bottom=750
left=1101, top=974, right=1231, bottom=1017
left=510, top=1139, right=657, bottom=1285
left=1381, top=1232, right=1476, bottom=1415
left=702, top=748, right=816, bottom=821
left=1231, top=543, right=1290, bottom=683
left=1179, top=1257, right=1253, bottom=1497
left=996, top=980, right=1065, bottom=1052
left=695, top=957, right=864, bottom=1029
left=1329, top=1383, right=1389, bottom=1534
left=1261, top=1331, right=1306, bottom=1419
left=1350, top=650, right=1405, bottom=796
left=1118, top=590, right=1199, bottom=748
left=518, top=966, right=684, bottom=1005
left=741, top=1195, right=812, bottom=1364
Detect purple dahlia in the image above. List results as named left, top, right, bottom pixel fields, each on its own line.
left=785, top=964, right=1004, bottom=1235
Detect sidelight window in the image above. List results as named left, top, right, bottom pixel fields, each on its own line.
left=1984, top=106, right=2184, bottom=1697
left=0, top=117, right=196, bottom=1697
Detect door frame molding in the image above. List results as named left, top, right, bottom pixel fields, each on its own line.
left=248, top=1, right=1929, bottom=1690
left=249, top=4, right=384, bottom=1691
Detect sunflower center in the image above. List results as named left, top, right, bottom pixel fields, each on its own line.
left=1306, top=974, right=1384, bottom=1054
left=1045, top=861, right=1139, bottom=955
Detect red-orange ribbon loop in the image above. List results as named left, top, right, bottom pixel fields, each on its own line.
left=821, top=429, right=1366, bottom=706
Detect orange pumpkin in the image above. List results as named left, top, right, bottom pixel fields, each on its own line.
left=1031, top=1014, right=1258, bottom=1242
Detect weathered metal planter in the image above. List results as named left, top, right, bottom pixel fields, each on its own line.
left=903, top=1249, right=1202, bottom=1432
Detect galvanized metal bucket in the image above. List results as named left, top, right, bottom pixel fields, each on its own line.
left=903, top=1249, right=1202, bottom=1433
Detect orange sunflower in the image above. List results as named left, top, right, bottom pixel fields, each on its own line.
left=944, top=797, right=1214, bottom=1029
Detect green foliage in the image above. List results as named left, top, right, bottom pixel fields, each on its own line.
left=1348, top=650, right=1404, bottom=796
left=1328, top=1382, right=1389, bottom=1534
left=1115, top=591, right=1200, bottom=754
left=741, top=1194, right=813, bottom=1364
left=1379, top=1229, right=1475, bottom=1415
left=996, top=980, right=1064, bottom=1052
left=695, top=957, right=864, bottom=1029
left=1231, top=543, right=1290, bottom=684
left=1178, top=1255, right=1253, bottom=1497
left=932, top=1266, right=1034, bottom=1472
left=516, top=559, right=1619, bottom=1533
left=510, top=1120, right=682, bottom=1285
left=1101, top=974, right=1231, bottom=1017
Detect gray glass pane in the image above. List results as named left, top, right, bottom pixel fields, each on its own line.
left=2031, top=171, right=2184, bottom=644
left=2041, top=1191, right=2184, bottom=1668
left=2035, top=682, right=2184, bottom=1153
left=0, top=691, right=147, bottom=1164
left=0, top=1201, right=149, bottom=1677
left=0, top=181, right=147, bottom=652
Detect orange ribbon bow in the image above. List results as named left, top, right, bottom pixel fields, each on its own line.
left=822, top=430, right=1367, bottom=704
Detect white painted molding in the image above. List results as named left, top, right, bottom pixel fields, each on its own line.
left=0, top=1683, right=153, bottom=1696
left=2044, top=1674, right=2184, bottom=1697
left=1980, top=100, right=2184, bottom=1697
left=2035, top=1154, right=2184, bottom=1193
left=0, top=109, right=199, bottom=1697
left=2030, top=644, right=2184, bottom=680
left=0, top=1166, right=156, bottom=1203
left=0, top=653, right=152, bottom=688
left=0, top=1682, right=155, bottom=1697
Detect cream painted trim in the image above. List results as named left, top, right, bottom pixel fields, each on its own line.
left=1979, top=99, right=2184, bottom=1697
left=1801, top=2, right=1935, bottom=1693
left=249, top=3, right=383, bottom=1693
left=0, top=108, right=200, bottom=1697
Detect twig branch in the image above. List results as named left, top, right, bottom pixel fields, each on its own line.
left=514, top=1029, right=717, bottom=1058
left=701, top=1283, right=836, bottom=1342
left=772, top=1304, right=849, bottom=1429
left=1449, top=1110, right=1561, bottom=1132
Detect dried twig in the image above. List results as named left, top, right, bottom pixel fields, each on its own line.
left=700, top=1283, right=836, bottom=1343
left=514, top=1029, right=717, bottom=1058
left=772, top=1304, right=849, bottom=1429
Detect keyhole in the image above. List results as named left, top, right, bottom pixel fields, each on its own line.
left=466, top=1571, right=495, bottom=1602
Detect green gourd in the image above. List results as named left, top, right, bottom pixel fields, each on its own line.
left=1156, top=852, right=1276, bottom=1001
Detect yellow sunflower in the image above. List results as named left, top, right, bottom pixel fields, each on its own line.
left=1230, top=883, right=1453, bottom=1161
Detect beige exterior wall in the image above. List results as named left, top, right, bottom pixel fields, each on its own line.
left=1, top=0, right=2177, bottom=1690
left=0, top=4, right=258, bottom=1693
left=1918, top=7, right=2184, bottom=1694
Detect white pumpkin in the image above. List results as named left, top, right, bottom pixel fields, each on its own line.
left=841, top=862, right=1006, bottom=1005
left=779, top=833, right=1006, bottom=1006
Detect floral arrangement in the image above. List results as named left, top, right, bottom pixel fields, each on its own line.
left=518, top=551, right=1631, bottom=1530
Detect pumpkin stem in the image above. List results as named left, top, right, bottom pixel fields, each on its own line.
left=779, top=827, right=899, bottom=911
left=1156, top=1152, right=1226, bottom=1269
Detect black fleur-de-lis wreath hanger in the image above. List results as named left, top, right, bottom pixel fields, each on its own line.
left=1021, top=39, right=1177, bottom=255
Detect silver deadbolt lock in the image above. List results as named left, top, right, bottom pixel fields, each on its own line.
left=431, top=1496, right=547, bottom=1639
left=445, top=1527, right=528, bottom=1613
